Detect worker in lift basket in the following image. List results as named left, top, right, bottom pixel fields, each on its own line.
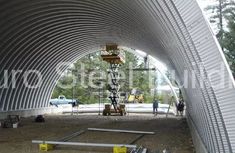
left=153, top=99, right=159, bottom=116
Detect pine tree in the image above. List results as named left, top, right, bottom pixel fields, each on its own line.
left=205, top=0, right=235, bottom=49
left=205, top=0, right=235, bottom=77
left=223, top=14, right=235, bottom=77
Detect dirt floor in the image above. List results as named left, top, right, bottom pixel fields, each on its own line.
left=0, top=114, right=195, bottom=153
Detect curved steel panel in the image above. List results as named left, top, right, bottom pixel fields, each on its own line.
left=0, top=0, right=234, bottom=152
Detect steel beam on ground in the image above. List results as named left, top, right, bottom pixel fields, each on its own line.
left=88, top=128, right=155, bottom=135
left=32, top=140, right=137, bottom=148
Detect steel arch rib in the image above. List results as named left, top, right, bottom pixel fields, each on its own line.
left=0, top=0, right=234, bottom=152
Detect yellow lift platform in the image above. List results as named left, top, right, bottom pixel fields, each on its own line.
left=101, top=44, right=126, bottom=116
left=101, top=44, right=125, bottom=64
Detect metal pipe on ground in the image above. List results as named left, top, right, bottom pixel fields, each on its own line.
left=32, top=140, right=137, bottom=148
left=88, top=128, right=155, bottom=135
left=57, top=130, right=86, bottom=142
left=130, top=134, right=145, bottom=144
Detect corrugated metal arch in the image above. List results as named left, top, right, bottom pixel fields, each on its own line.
left=0, top=0, right=235, bottom=152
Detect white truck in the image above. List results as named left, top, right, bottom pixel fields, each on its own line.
left=49, top=95, right=78, bottom=107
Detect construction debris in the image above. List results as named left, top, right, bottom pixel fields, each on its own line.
left=2, top=115, right=20, bottom=128
left=130, top=146, right=148, bottom=153
left=35, top=115, right=45, bottom=123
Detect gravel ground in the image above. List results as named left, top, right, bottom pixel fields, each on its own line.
left=0, top=114, right=195, bottom=153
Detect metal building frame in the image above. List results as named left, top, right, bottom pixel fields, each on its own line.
left=0, top=0, right=235, bottom=152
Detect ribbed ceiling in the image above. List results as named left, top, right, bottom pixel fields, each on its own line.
left=0, top=0, right=235, bottom=152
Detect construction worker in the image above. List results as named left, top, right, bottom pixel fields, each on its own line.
left=177, top=98, right=185, bottom=116
left=153, top=99, right=159, bottom=116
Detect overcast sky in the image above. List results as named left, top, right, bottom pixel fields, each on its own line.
left=197, top=0, right=235, bottom=8
left=197, top=0, right=217, bottom=9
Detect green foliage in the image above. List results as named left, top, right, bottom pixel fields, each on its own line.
left=143, top=94, right=154, bottom=103
left=52, top=75, right=74, bottom=99
left=52, top=50, right=157, bottom=104
left=223, top=15, right=235, bottom=77
left=206, top=0, right=235, bottom=76
left=205, top=0, right=235, bottom=47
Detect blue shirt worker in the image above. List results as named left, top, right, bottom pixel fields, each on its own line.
left=153, top=100, right=159, bottom=115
